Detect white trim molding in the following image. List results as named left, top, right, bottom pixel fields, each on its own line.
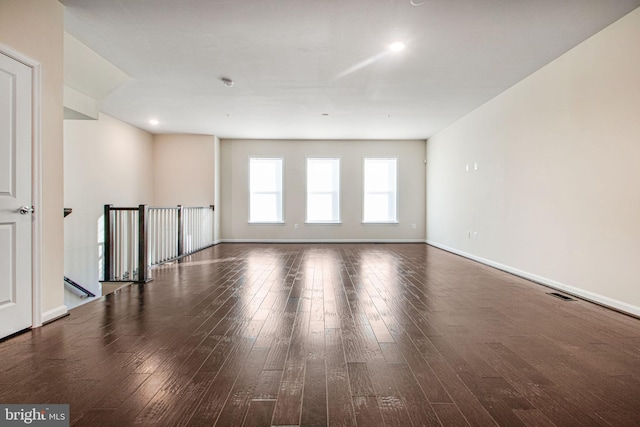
left=221, top=239, right=426, bottom=244
left=41, top=305, right=68, bottom=324
left=426, top=240, right=640, bottom=318
left=31, top=59, right=44, bottom=328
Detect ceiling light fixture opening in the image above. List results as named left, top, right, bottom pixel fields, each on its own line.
left=410, top=0, right=426, bottom=6
left=221, top=77, right=234, bottom=87
left=388, top=41, right=406, bottom=52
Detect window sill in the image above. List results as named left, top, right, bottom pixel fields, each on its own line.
left=361, top=221, right=399, bottom=225
left=248, top=221, right=286, bottom=225
left=305, top=221, right=342, bottom=225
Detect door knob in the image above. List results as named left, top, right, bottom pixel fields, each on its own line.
left=19, top=205, right=34, bottom=215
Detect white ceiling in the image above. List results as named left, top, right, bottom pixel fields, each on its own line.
left=61, top=0, right=640, bottom=140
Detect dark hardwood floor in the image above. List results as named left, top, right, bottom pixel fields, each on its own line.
left=1, top=243, right=640, bottom=426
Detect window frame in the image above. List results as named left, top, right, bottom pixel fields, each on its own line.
left=362, top=157, right=399, bottom=224
left=248, top=157, right=285, bottom=224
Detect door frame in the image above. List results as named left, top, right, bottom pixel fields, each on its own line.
left=0, top=43, right=43, bottom=329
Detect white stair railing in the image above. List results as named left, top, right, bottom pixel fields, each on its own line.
left=103, top=204, right=215, bottom=282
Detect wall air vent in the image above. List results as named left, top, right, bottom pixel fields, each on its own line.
left=548, top=292, right=575, bottom=301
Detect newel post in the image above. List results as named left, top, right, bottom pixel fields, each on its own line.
left=177, top=205, right=184, bottom=257
left=103, top=204, right=113, bottom=281
left=137, top=204, right=151, bottom=283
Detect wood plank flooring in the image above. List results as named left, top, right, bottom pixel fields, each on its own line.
left=1, top=243, right=640, bottom=426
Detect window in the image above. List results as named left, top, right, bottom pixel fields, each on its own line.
left=306, top=157, right=340, bottom=223
left=363, top=158, right=397, bottom=223
left=249, top=158, right=283, bottom=223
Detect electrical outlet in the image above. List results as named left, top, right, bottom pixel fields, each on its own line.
left=473, top=231, right=478, bottom=240
left=411, top=224, right=416, bottom=229
left=294, top=223, right=299, bottom=229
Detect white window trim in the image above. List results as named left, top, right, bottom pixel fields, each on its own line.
left=248, top=157, right=285, bottom=224
left=362, top=157, right=399, bottom=224
left=305, top=157, right=342, bottom=224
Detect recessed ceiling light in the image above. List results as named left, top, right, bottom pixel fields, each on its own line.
left=388, top=41, right=406, bottom=52
left=221, top=77, right=234, bottom=87
left=149, top=119, right=159, bottom=125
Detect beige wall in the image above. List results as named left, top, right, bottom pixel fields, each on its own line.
left=426, top=8, right=640, bottom=314
left=153, top=134, right=215, bottom=206
left=221, top=139, right=426, bottom=241
left=64, top=113, right=154, bottom=298
left=0, top=0, right=64, bottom=319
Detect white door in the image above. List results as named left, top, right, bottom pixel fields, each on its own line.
left=0, top=51, right=33, bottom=339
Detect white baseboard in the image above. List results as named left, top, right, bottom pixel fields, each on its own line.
left=41, top=305, right=69, bottom=324
left=426, top=240, right=640, bottom=318
left=220, top=239, right=426, bottom=244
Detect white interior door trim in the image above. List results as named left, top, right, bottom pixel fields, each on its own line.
left=0, top=43, right=43, bottom=329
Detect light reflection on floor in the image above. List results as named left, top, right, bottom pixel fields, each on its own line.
left=156, top=257, right=239, bottom=268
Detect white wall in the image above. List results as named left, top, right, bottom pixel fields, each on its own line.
left=213, top=136, right=221, bottom=243
left=221, top=139, right=426, bottom=241
left=426, top=8, right=640, bottom=315
left=153, top=134, right=216, bottom=206
left=0, top=0, right=65, bottom=321
left=64, top=113, right=154, bottom=298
